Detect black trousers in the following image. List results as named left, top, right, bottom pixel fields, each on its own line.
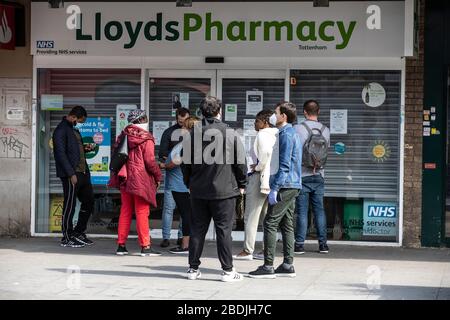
left=171, top=191, right=192, bottom=238
left=189, top=196, right=237, bottom=271
left=60, top=172, right=94, bottom=240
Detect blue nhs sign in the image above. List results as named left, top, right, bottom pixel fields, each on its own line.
left=36, top=41, right=54, bottom=48
left=367, top=205, right=397, bottom=218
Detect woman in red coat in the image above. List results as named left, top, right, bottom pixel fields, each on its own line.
left=109, top=109, right=162, bottom=256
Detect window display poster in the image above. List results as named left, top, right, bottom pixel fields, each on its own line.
left=116, top=104, right=137, bottom=138
left=49, top=195, right=64, bottom=233
left=153, top=121, right=171, bottom=146
left=363, top=201, right=397, bottom=237
left=77, top=117, right=111, bottom=185
left=172, top=92, right=189, bottom=116
left=243, top=119, right=257, bottom=172
left=246, top=90, right=263, bottom=115
left=41, top=94, right=63, bottom=110
left=225, top=104, right=237, bottom=122
left=330, top=109, right=348, bottom=134
left=362, top=83, right=386, bottom=108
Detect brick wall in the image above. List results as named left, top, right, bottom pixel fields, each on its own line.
left=403, top=0, right=425, bottom=247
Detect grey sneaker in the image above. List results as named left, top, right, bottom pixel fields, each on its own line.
left=248, top=265, right=276, bottom=279
left=274, top=264, right=296, bottom=277
left=141, top=246, right=162, bottom=257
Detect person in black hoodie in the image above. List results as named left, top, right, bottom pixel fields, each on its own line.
left=53, top=106, right=94, bottom=248
left=181, top=96, right=247, bottom=282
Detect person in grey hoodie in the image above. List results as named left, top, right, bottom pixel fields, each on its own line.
left=234, top=109, right=278, bottom=261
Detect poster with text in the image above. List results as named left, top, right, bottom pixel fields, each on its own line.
left=225, top=104, right=237, bottom=122
left=172, top=92, right=189, bottom=116
left=246, top=91, right=263, bottom=115
left=116, top=104, right=137, bottom=138
left=153, top=121, right=171, bottom=146
left=330, top=109, right=348, bottom=134
left=363, top=201, right=398, bottom=237
left=78, top=117, right=111, bottom=185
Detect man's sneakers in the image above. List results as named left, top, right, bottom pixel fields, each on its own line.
left=187, top=268, right=201, bottom=280
left=73, top=233, right=94, bottom=246
left=253, top=251, right=265, bottom=260
left=60, top=237, right=85, bottom=248
left=116, top=244, right=129, bottom=256
left=248, top=265, right=276, bottom=279
left=233, top=250, right=253, bottom=261
left=141, top=246, right=162, bottom=257
left=160, top=239, right=170, bottom=248
left=294, top=244, right=305, bottom=255
left=169, top=246, right=189, bottom=254
left=319, top=244, right=329, bottom=254
left=274, top=264, right=296, bottom=278
left=221, top=268, right=244, bottom=282
left=294, top=243, right=330, bottom=254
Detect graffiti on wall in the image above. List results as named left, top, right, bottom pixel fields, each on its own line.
left=0, top=127, right=30, bottom=159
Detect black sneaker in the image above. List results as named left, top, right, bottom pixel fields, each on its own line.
left=169, top=246, right=189, bottom=254
left=73, top=233, right=94, bottom=246
left=141, top=246, right=162, bottom=257
left=116, top=245, right=129, bottom=256
left=160, top=239, right=170, bottom=248
left=274, top=264, right=296, bottom=278
left=319, top=244, right=329, bottom=254
left=60, top=237, right=85, bottom=248
left=248, top=265, right=276, bottom=279
left=294, top=244, right=305, bottom=255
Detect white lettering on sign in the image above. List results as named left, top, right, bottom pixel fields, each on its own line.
left=366, top=5, right=382, bottom=30
left=368, top=206, right=396, bottom=218
left=66, top=4, right=81, bottom=30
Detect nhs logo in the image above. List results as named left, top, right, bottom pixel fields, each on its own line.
left=36, top=41, right=54, bottom=48
left=367, top=205, right=396, bottom=218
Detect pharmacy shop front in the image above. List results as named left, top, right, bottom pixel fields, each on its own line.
left=31, top=1, right=415, bottom=246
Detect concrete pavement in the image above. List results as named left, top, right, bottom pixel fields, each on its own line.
left=0, top=237, right=449, bottom=300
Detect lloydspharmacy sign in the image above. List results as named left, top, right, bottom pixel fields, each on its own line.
left=31, top=2, right=407, bottom=57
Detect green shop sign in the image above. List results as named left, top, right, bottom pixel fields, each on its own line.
left=76, top=12, right=356, bottom=50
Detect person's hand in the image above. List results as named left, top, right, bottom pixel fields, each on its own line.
left=70, top=175, right=78, bottom=185
left=239, top=188, right=245, bottom=195
left=268, top=190, right=278, bottom=205
left=156, top=182, right=161, bottom=190
left=250, top=164, right=257, bottom=172
left=159, top=162, right=166, bottom=169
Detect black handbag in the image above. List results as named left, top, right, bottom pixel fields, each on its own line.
left=109, top=134, right=128, bottom=173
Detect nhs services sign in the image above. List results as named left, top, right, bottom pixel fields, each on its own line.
left=363, top=201, right=398, bottom=237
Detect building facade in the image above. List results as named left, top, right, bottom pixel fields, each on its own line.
left=3, top=0, right=445, bottom=248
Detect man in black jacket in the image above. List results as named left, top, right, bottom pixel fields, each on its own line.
left=53, top=106, right=94, bottom=248
left=181, top=96, right=247, bottom=282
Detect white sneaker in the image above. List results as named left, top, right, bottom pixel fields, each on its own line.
left=187, top=268, right=201, bottom=280
left=221, top=268, right=244, bottom=282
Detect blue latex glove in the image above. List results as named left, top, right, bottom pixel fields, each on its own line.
left=268, top=190, right=278, bottom=206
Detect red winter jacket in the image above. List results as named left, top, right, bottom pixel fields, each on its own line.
left=109, top=124, right=162, bottom=208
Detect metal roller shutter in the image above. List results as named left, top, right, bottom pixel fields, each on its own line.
left=290, top=70, right=401, bottom=200
left=221, top=78, right=285, bottom=129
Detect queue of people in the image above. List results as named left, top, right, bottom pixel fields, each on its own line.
left=52, top=97, right=330, bottom=282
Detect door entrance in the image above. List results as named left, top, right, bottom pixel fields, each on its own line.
left=148, top=69, right=286, bottom=240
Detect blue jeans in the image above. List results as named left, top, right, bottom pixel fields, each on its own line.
left=161, top=189, right=182, bottom=240
left=295, top=175, right=327, bottom=245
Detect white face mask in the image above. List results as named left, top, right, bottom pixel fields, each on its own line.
left=269, top=114, right=277, bottom=126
